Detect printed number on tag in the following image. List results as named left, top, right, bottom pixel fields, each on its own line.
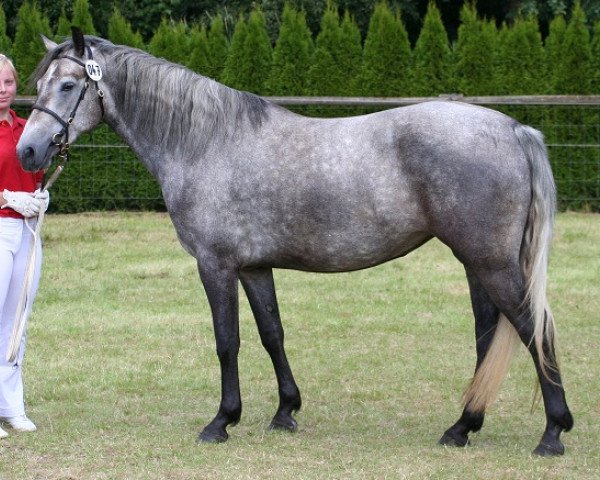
left=85, top=60, right=103, bottom=81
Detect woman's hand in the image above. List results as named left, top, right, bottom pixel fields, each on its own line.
left=33, top=189, right=50, bottom=213
left=1, top=190, right=43, bottom=217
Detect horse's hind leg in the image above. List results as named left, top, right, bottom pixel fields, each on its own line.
left=461, top=265, right=573, bottom=455
left=240, top=268, right=302, bottom=432
left=440, top=268, right=499, bottom=447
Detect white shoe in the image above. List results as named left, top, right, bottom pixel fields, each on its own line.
left=1, top=415, right=37, bottom=432
left=0, top=425, right=8, bottom=438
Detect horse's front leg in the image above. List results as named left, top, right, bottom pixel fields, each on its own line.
left=240, top=268, right=302, bottom=432
left=197, top=259, right=241, bottom=443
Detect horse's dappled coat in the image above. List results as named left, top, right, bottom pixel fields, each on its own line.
left=16, top=32, right=573, bottom=456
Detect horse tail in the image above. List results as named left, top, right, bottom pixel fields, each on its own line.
left=462, top=123, right=557, bottom=413
left=515, top=124, right=558, bottom=379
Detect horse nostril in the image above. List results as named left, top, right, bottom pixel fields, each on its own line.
left=18, top=146, right=35, bottom=162
left=16, top=146, right=38, bottom=171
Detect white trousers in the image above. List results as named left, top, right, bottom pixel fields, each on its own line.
left=0, top=217, right=42, bottom=417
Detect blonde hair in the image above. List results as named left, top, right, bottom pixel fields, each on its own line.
left=0, top=53, right=18, bottom=84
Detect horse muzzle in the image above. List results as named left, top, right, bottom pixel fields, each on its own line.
left=16, top=137, right=58, bottom=172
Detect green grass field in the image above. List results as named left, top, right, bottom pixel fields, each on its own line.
left=1, top=212, right=598, bottom=479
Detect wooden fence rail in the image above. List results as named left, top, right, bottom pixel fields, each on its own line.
left=15, top=94, right=600, bottom=108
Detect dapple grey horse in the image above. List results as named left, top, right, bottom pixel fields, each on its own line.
left=16, top=30, right=572, bottom=455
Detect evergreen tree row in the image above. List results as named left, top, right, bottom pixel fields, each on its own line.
left=2, top=1, right=600, bottom=97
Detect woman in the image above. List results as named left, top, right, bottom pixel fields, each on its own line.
left=0, top=54, right=48, bottom=438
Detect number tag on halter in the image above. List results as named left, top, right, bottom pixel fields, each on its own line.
left=85, top=60, right=103, bottom=81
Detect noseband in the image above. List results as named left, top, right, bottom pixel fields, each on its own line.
left=31, top=44, right=105, bottom=158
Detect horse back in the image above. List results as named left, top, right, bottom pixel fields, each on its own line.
left=173, top=101, right=532, bottom=272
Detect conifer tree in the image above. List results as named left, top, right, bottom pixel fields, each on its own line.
left=205, top=15, right=229, bottom=81
left=188, top=24, right=211, bottom=75
left=240, top=9, right=272, bottom=94
left=108, top=6, right=144, bottom=49
left=354, top=3, right=411, bottom=96
left=306, top=7, right=343, bottom=96
left=337, top=11, right=362, bottom=95
left=453, top=3, right=497, bottom=95
left=12, top=1, right=51, bottom=93
left=148, top=18, right=172, bottom=60
left=553, top=1, right=592, bottom=94
left=412, top=2, right=452, bottom=96
left=172, top=20, right=193, bottom=67
left=148, top=18, right=190, bottom=66
left=522, top=17, right=546, bottom=92
left=55, top=7, right=71, bottom=40
left=220, top=15, right=248, bottom=89
left=496, top=16, right=544, bottom=95
left=495, top=23, right=512, bottom=95
left=591, top=21, right=600, bottom=93
left=544, top=15, right=567, bottom=93
left=71, top=0, right=96, bottom=35
left=267, top=4, right=313, bottom=95
left=0, top=5, right=11, bottom=56
left=306, top=8, right=362, bottom=97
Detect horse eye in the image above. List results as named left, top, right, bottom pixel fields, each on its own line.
left=61, top=82, right=75, bottom=92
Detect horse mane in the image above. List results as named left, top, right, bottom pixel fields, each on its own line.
left=32, top=36, right=272, bottom=157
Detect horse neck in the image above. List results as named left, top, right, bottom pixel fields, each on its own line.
left=101, top=56, right=229, bottom=178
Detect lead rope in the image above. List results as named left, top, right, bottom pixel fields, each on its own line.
left=6, top=161, right=66, bottom=363
left=7, top=34, right=102, bottom=362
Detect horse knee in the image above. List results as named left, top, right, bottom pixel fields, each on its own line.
left=259, top=327, right=284, bottom=352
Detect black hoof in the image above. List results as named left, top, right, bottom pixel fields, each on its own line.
left=439, top=431, right=470, bottom=448
left=533, top=441, right=565, bottom=457
left=198, top=428, right=229, bottom=444
left=269, top=414, right=298, bottom=432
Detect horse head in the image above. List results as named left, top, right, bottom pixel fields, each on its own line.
left=17, top=27, right=106, bottom=172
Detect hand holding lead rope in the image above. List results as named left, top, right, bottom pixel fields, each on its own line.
left=1, top=190, right=44, bottom=217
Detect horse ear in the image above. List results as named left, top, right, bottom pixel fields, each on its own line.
left=41, top=35, right=58, bottom=52
left=71, top=26, right=85, bottom=57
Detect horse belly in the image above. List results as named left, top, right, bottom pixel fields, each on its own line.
left=292, top=232, right=430, bottom=272
left=242, top=220, right=432, bottom=273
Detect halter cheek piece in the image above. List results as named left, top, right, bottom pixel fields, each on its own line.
left=31, top=44, right=105, bottom=158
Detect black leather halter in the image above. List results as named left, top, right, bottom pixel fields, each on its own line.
left=31, top=45, right=105, bottom=156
